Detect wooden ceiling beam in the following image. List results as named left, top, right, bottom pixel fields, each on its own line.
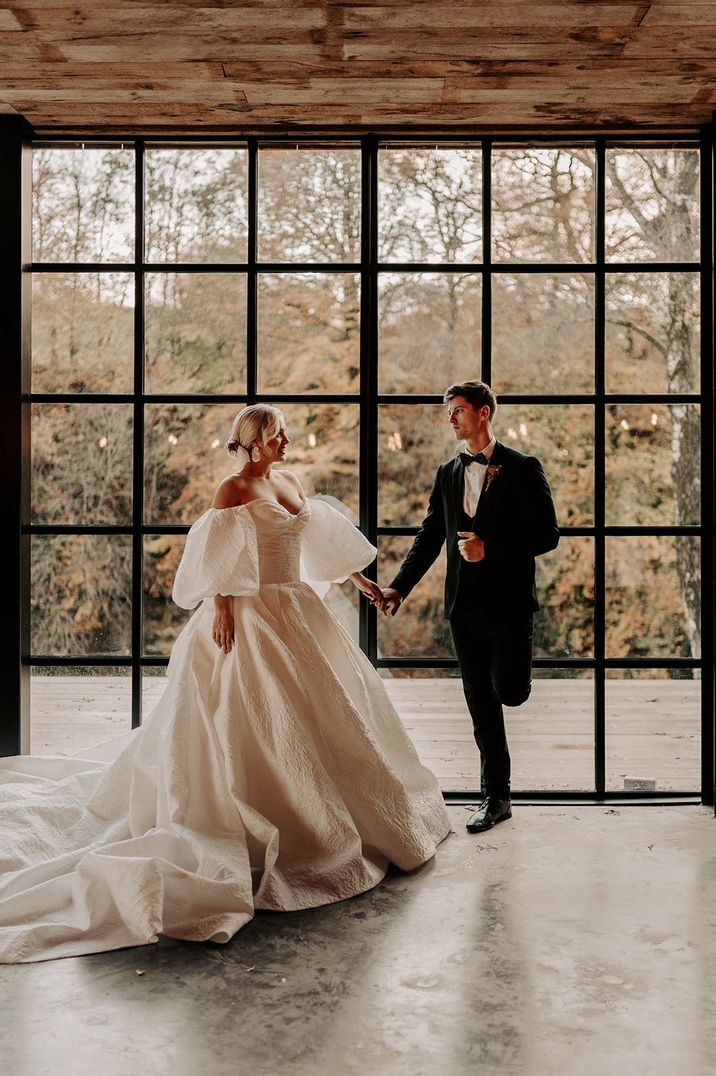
left=341, top=4, right=648, bottom=28
left=3, top=72, right=712, bottom=91
left=0, top=0, right=713, bottom=130
left=21, top=100, right=709, bottom=120
left=4, top=79, right=712, bottom=106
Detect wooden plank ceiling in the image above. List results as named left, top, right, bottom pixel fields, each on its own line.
left=0, top=0, right=714, bottom=133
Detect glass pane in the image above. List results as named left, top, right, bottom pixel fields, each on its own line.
left=380, top=668, right=594, bottom=792
left=379, top=669, right=468, bottom=793
left=378, top=273, right=482, bottom=394
left=143, top=669, right=169, bottom=721
left=606, top=671, right=700, bottom=792
left=145, top=273, right=247, bottom=394
left=145, top=402, right=360, bottom=524
left=535, top=538, right=594, bottom=658
left=276, top=403, right=360, bottom=513
left=144, top=534, right=190, bottom=656
left=492, top=273, right=595, bottom=394
left=144, top=403, right=243, bottom=525
left=379, top=404, right=588, bottom=531
left=258, top=146, right=361, bottom=262
left=605, top=148, right=700, bottom=262
left=378, top=145, right=482, bottom=262
left=497, top=403, right=594, bottom=526
left=145, top=147, right=248, bottom=263
left=606, top=537, right=700, bottom=659
left=378, top=404, right=457, bottom=527
left=377, top=543, right=594, bottom=665
left=32, top=403, right=133, bottom=525
left=513, top=670, right=595, bottom=792
left=605, top=272, right=700, bottom=394
left=31, top=273, right=134, bottom=394
left=377, top=538, right=454, bottom=658
left=257, top=273, right=360, bottom=393
left=31, top=535, right=132, bottom=656
left=30, top=667, right=131, bottom=756
left=606, top=404, right=701, bottom=526
left=32, top=146, right=134, bottom=262
left=492, top=148, right=595, bottom=263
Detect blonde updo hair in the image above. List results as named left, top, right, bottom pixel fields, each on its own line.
left=226, top=404, right=284, bottom=466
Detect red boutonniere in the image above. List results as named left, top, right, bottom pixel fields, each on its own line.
left=484, top=464, right=503, bottom=490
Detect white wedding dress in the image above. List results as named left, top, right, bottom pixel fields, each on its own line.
left=0, top=497, right=451, bottom=963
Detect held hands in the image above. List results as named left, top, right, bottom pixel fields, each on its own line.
left=457, top=531, right=486, bottom=563
left=353, top=573, right=385, bottom=607
left=351, top=574, right=403, bottom=617
left=377, top=587, right=403, bottom=617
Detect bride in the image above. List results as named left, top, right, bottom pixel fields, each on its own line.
left=0, top=404, right=451, bottom=963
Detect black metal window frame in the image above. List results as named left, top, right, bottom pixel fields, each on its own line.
left=8, top=128, right=715, bottom=804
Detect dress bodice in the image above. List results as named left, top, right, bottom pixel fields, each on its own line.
left=172, top=494, right=377, bottom=610
left=246, top=498, right=309, bottom=585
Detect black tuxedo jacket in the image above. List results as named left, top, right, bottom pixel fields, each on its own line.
left=389, top=441, right=560, bottom=619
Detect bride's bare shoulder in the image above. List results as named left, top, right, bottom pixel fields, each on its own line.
left=276, top=469, right=306, bottom=497
left=212, top=474, right=247, bottom=510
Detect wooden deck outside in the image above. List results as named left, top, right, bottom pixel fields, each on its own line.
left=27, top=676, right=701, bottom=793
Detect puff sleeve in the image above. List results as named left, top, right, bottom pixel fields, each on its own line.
left=172, top=507, right=260, bottom=609
left=300, top=497, right=377, bottom=589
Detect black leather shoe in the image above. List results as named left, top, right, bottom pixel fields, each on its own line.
left=466, top=797, right=512, bottom=833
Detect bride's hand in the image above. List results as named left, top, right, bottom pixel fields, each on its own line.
left=351, top=573, right=384, bottom=607
left=212, top=600, right=235, bottom=654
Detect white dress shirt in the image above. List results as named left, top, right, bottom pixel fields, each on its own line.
left=462, top=435, right=496, bottom=518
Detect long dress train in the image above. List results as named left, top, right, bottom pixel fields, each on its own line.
left=0, top=497, right=451, bottom=963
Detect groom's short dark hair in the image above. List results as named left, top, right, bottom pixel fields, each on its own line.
left=444, top=380, right=496, bottom=418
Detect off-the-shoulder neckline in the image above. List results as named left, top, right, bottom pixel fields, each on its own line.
left=212, top=497, right=310, bottom=519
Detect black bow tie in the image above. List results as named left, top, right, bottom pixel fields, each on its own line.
left=459, top=451, right=490, bottom=467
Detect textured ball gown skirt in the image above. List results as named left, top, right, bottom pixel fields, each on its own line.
left=0, top=497, right=450, bottom=963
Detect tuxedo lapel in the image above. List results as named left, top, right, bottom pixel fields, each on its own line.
left=450, top=456, right=464, bottom=517
left=473, top=440, right=505, bottom=527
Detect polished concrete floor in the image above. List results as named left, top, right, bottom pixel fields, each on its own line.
left=1, top=806, right=715, bottom=1076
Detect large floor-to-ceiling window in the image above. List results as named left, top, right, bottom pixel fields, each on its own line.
left=24, top=135, right=710, bottom=798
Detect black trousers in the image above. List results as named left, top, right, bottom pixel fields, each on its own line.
left=449, top=601, right=534, bottom=799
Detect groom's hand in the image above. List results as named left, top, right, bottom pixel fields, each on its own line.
left=457, top=531, right=485, bottom=563
left=379, top=587, right=403, bottom=617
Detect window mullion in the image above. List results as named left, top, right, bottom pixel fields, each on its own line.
left=131, top=138, right=145, bottom=729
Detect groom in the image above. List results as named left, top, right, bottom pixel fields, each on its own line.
left=379, top=381, right=559, bottom=833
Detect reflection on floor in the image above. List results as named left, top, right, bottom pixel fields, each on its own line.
left=29, top=676, right=701, bottom=793
left=1, top=806, right=714, bottom=1076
